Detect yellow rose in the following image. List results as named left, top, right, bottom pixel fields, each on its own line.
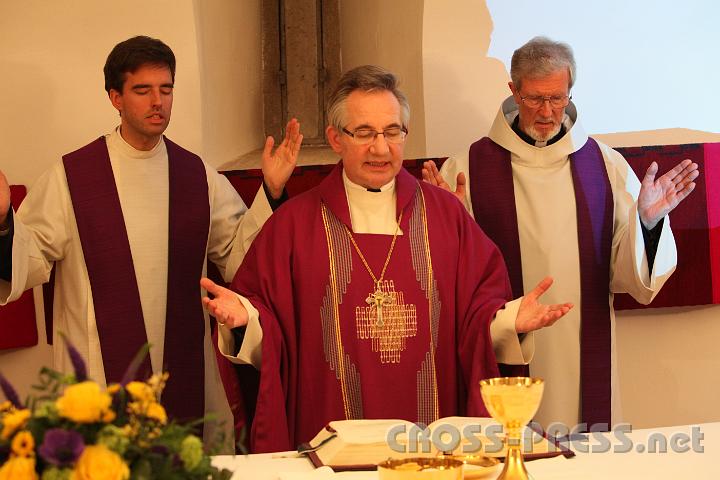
left=1, top=409, right=30, bottom=440
left=126, top=401, right=143, bottom=417
left=11, top=430, right=35, bottom=457
left=70, top=445, right=129, bottom=480
left=125, top=382, right=154, bottom=403
left=146, top=372, right=169, bottom=394
left=56, top=382, right=112, bottom=424
left=102, top=410, right=116, bottom=423
left=120, top=424, right=135, bottom=438
left=0, top=456, right=38, bottom=480
left=145, top=402, right=167, bottom=424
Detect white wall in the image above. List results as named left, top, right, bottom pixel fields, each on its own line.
left=0, top=1, right=204, bottom=186
left=485, top=0, right=720, bottom=135
left=0, top=0, right=263, bottom=399
left=194, top=0, right=264, bottom=168
left=339, top=0, right=426, bottom=159
left=422, top=0, right=510, bottom=157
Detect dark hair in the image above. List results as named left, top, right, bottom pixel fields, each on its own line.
left=326, top=65, right=410, bottom=130
left=103, top=36, right=176, bottom=93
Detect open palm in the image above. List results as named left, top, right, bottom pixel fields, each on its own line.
left=515, top=277, right=573, bottom=334
left=262, top=118, right=303, bottom=199
left=638, top=159, right=699, bottom=229
left=421, top=160, right=466, bottom=204
left=200, top=277, right=248, bottom=329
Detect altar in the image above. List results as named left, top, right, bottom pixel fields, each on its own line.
left=212, top=422, right=717, bottom=479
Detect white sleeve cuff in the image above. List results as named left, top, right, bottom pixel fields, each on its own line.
left=490, top=297, right=534, bottom=364
left=217, top=294, right=263, bottom=367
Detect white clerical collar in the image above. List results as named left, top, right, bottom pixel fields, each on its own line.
left=488, top=96, right=590, bottom=167
left=342, top=170, right=396, bottom=193
left=503, top=111, right=575, bottom=148
left=529, top=114, right=575, bottom=148
left=109, top=126, right=166, bottom=160
left=341, top=169, right=399, bottom=235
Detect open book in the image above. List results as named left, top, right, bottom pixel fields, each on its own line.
left=302, top=417, right=573, bottom=471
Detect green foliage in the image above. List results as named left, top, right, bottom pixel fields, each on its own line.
left=0, top=343, right=235, bottom=479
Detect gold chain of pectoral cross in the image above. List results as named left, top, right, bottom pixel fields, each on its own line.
left=344, top=211, right=419, bottom=364
left=343, top=211, right=403, bottom=327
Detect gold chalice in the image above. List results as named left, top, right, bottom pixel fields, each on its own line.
left=479, top=377, right=544, bottom=480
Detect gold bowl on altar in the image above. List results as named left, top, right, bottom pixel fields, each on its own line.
left=436, top=454, right=501, bottom=479
left=378, top=457, right=464, bottom=480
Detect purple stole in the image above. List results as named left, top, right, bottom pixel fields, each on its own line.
left=468, top=136, right=613, bottom=428
left=63, top=137, right=209, bottom=423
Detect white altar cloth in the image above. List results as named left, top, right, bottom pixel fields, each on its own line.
left=213, top=423, right=718, bottom=479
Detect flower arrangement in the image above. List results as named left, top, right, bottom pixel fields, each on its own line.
left=0, top=341, right=233, bottom=479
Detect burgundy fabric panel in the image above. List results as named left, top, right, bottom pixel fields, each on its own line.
left=7, top=186, right=26, bottom=205
left=63, top=138, right=151, bottom=382
left=705, top=144, right=720, bottom=303
left=0, top=290, right=37, bottom=349
left=220, top=159, right=449, bottom=206
left=223, top=164, right=336, bottom=206
left=569, top=138, right=613, bottom=428
left=467, top=137, right=524, bottom=298
left=613, top=143, right=712, bottom=309
left=162, top=138, right=209, bottom=423
left=0, top=185, right=38, bottom=350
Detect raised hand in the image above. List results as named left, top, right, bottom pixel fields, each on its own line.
left=0, top=170, right=10, bottom=227
left=515, top=276, right=573, bottom=334
left=200, top=277, right=249, bottom=329
left=421, top=160, right=466, bottom=203
left=262, top=118, right=303, bottom=199
left=638, top=159, right=699, bottom=229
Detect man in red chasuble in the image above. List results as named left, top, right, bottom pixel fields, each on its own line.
left=202, top=65, right=571, bottom=452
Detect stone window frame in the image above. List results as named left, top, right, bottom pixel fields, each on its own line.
left=262, top=0, right=340, bottom=146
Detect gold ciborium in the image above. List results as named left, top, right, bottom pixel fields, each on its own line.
left=479, top=377, right=544, bottom=480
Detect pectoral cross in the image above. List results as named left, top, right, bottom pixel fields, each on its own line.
left=366, top=282, right=392, bottom=327
left=356, top=280, right=418, bottom=363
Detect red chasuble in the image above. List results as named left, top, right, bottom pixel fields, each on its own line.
left=230, top=165, right=510, bottom=453
left=63, top=137, right=209, bottom=423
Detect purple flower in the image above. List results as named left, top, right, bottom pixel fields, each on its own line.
left=150, top=445, right=169, bottom=456
left=59, top=333, right=87, bottom=382
left=0, top=372, right=22, bottom=408
left=120, top=344, right=151, bottom=386
left=66, top=343, right=87, bottom=382
left=38, top=429, right=85, bottom=466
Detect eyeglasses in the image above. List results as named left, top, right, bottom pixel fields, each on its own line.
left=342, top=126, right=408, bottom=145
left=519, top=94, right=571, bottom=109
